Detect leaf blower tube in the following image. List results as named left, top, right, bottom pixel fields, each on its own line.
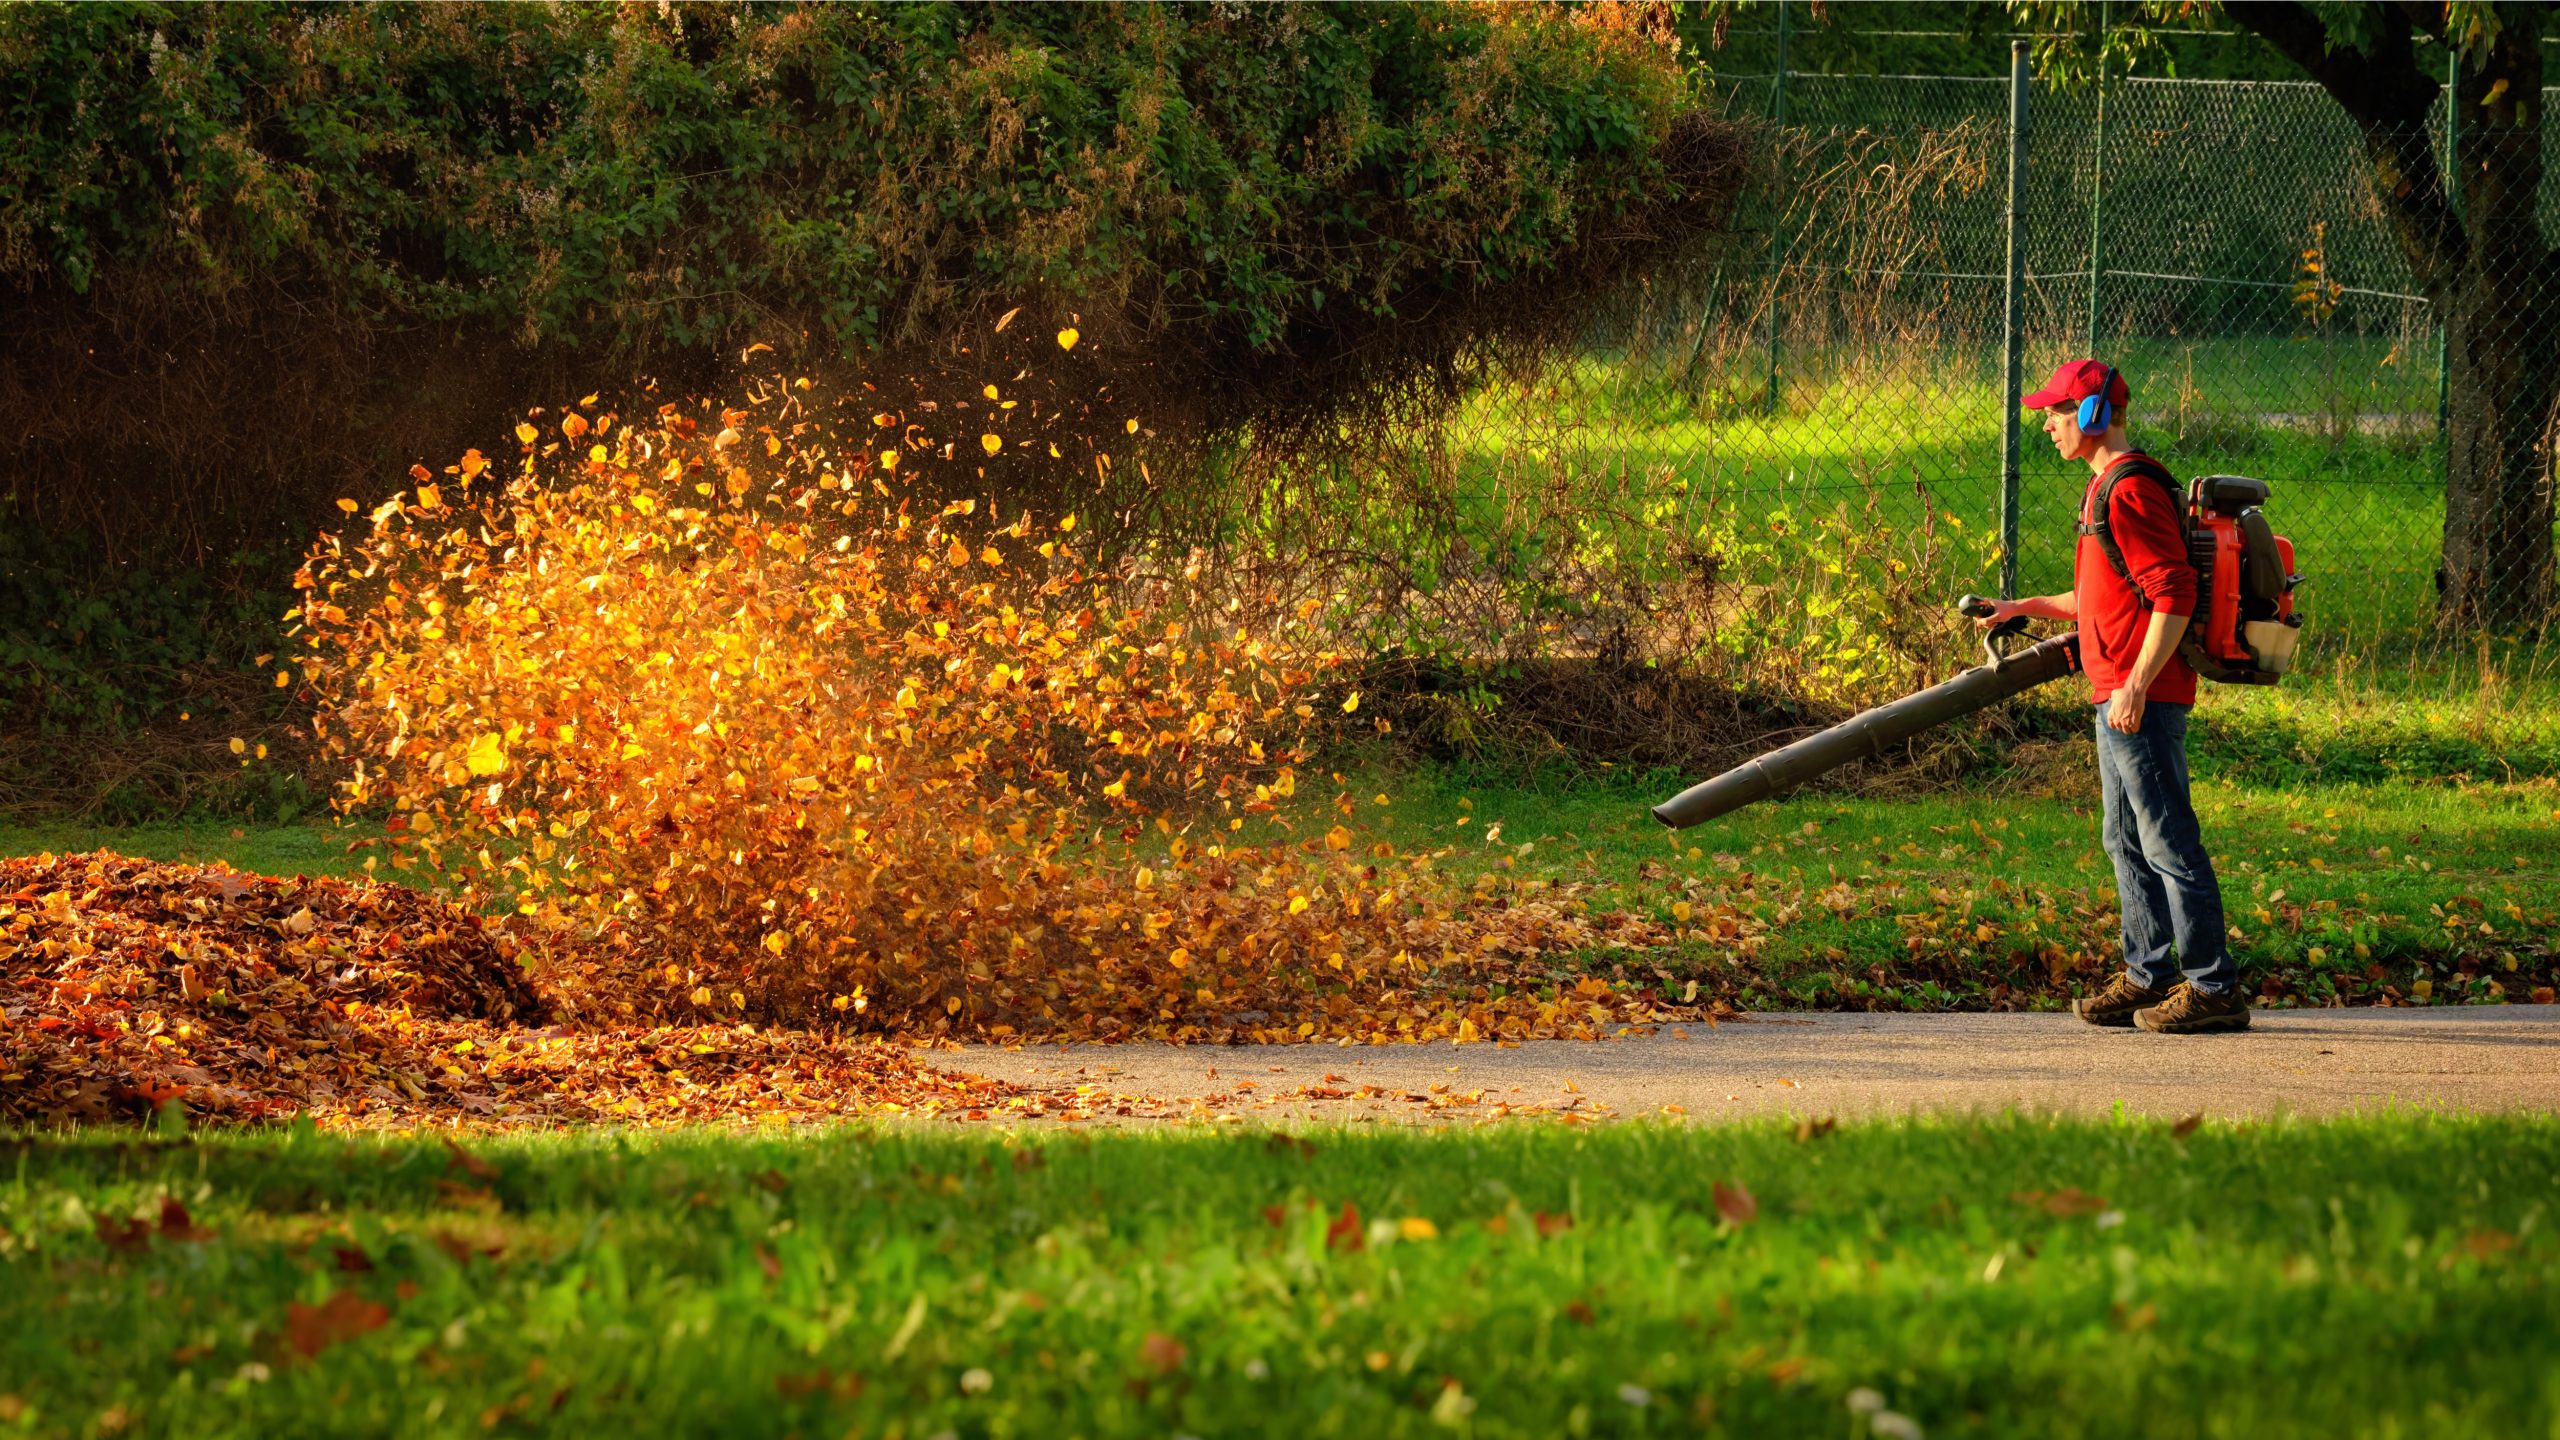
left=1651, top=597, right=2083, bottom=830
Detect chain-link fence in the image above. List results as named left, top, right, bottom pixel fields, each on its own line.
left=1431, top=44, right=2558, bottom=650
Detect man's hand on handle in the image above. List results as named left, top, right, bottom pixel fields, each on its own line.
left=1966, top=593, right=2076, bottom=629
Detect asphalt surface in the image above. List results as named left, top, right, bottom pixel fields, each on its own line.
left=941, top=1008, right=2560, bottom=1123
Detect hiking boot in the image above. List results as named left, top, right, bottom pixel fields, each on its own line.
left=2072, top=973, right=2173, bottom=1027
left=2134, top=982, right=2252, bottom=1034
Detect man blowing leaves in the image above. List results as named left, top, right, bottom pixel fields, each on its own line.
left=1974, top=360, right=2248, bottom=1035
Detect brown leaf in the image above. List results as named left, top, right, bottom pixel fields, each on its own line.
left=2170, top=1112, right=2204, bottom=1140
left=433, top=1178, right=499, bottom=1211
left=333, top=1245, right=376, bottom=1273
left=1712, top=1180, right=1758, bottom=1226
left=2010, top=1187, right=2109, bottom=1218
left=1325, top=1200, right=1365, bottom=1251
left=1793, top=1115, right=1836, bottom=1142
left=441, top=1136, right=499, bottom=1182
left=95, top=1215, right=152, bottom=1253
left=1138, top=1331, right=1187, bottom=1375
left=285, top=1289, right=390, bottom=1359
left=1534, top=1210, right=1576, bottom=1237
left=776, top=1366, right=864, bottom=1400
left=2461, top=1228, right=2517, bottom=1260
left=157, top=1197, right=213, bottom=1243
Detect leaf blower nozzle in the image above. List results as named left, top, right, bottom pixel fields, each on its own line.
left=1649, top=597, right=2081, bottom=830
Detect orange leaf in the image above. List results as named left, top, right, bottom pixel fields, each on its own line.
left=1325, top=1200, right=1365, bottom=1251
left=285, top=1290, right=390, bottom=1359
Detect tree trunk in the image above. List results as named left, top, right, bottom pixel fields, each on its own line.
left=2434, top=17, right=2555, bottom=630
left=2438, top=245, right=2559, bottom=630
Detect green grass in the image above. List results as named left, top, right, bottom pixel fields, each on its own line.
left=4, top=1116, right=2556, bottom=1438
left=0, top=820, right=357, bottom=880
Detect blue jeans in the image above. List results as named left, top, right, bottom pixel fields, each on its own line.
left=2093, top=701, right=2235, bottom=995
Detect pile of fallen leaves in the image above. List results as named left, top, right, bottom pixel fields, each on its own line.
left=2, top=850, right=1729, bottom=1131
left=0, top=852, right=1023, bottom=1128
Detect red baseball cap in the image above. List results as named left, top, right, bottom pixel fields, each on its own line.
left=2020, top=359, right=2129, bottom=410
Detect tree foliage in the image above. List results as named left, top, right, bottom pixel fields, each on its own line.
left=2, top=1, right=1723, bottom=415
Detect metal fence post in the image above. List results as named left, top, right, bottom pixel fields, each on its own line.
left=1761, top=0, right=1790, bottom=415
left=2084, top=2, right=2108, bottom=354
left=2000, top=39, right=2029, bottom=600
left=2435, top=44, right=2455, bottom=440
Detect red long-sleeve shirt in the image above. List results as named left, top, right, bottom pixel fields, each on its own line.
left=2074, top=452, right=2198, bottom=705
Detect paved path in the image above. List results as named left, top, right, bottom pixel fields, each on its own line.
left=942, top=1009, right=2560, bottom=1123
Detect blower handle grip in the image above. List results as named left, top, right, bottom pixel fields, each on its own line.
left=1955, top=594, right=2028, bottom=668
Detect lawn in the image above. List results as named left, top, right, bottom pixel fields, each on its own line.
left=2, top=1116, right=2555, bottom=1438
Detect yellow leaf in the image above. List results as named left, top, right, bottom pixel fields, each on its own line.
left=228, top=737, right=246, bottom=755
left=1058, top=513, right=1076, bottom=532
left=1288, top=895, right=1310, bottom=915
left=1673, top=901, right=1693, bottom=922
left=879, top=449, right=899, bottom=471
left=275, top=671, right=291, bottom=689
left=1341, top=691, right=1360, bottom=714
left=1397, top=1217, right=1439, bottom=1242
left=763, top=931, right=791, bottom=954
left=465, top=733, right=507, bottom=777
left=415, top=483, right=441, bottom=510
left=691, top=986, right=713, bottom=1007
left=1056, top=327, right=1080, bottom=351
left=1125, top=418, right=1140, bottom=434
left=335, top=498, right=359, bottom=513
left=981, top=433, right=1002, bottom=456
left=515, top=422, right=539, bottom=444
left=982, top=384, right=1001, bottom=400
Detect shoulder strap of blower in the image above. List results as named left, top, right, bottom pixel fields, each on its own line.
left=2077, top=453, right=2188, bottom=603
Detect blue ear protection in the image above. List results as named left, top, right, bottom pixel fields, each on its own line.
left=2077, top=365, right=2121, bottom=434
